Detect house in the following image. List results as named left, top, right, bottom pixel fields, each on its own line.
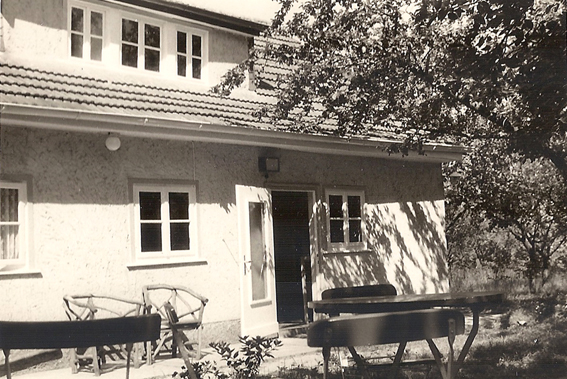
left=0, top=0, right=463, bottom=340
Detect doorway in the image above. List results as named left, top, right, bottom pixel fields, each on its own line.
left=272, top=191, right=312, bottom=323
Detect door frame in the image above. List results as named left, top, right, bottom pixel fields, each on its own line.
left=267, top=184, right=322, bottom=308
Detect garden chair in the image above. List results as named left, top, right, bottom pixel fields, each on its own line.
left=62, top=294, right=145, bottom=376
left=142, top=284, right=208, bottom=365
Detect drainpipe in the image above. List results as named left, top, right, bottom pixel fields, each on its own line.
left=0, top=0, right=4, bottom=52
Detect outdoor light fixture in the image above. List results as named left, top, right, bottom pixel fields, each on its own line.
left=258, top=157, right=280, bottom=178
left=105, top=134, right=121, bottom=151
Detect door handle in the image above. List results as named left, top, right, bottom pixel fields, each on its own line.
left=243, top=257, right=251, bottom=275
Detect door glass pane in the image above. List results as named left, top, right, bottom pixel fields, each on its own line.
left=170, top=222, right=190, bottom=250
left=140, top=224, right=162, bottom=252
left=249, top=202, right=267, bottom=301
left=139, top=192, right=161, bottom=220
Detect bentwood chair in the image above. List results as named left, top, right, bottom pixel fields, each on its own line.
left=142, top=284, right=208, bottom=364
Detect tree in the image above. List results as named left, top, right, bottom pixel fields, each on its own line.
left=214, top=0, right=567, bottom=184
left=445, top=140, right=567, bottom=292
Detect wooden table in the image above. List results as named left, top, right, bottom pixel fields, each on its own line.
left=308, top=291, right=504, bottom=379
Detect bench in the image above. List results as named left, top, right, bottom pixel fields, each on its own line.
left=0, top=314, right=160, bottom=379
left=308, top=309, right=465, bottom=379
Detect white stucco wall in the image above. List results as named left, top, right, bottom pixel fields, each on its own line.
left=0, top=127, right=449, bottom=331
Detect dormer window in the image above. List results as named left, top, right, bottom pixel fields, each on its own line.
left=68, top=1, right=208, bottom=82
left=177, top=31, right=203, bottom=79
left=121, top=19, right=161, bottom=72
left=69, top=5, right=104, bottom=61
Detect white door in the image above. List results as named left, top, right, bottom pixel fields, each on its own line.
left=236, top=185, right=278, bottom=337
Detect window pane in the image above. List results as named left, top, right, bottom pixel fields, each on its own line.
left=192, top=58, right=201, bottom=79
left=329, top=195, right=343, bottom=218
left=192, top=35, right=201, bottom=57
left=139, top=192, right=161, bottom=220
left=169, top=192, right=189, bottom=220
left=71, top=7, right=84, bottom=32
left=91, top=37, right=102, bottom=61
left=1, top=188, right=19, bottom=222
left=91, top=11, right=103, bottom=36
left=145, top=24, right=160, bottom=48
left=348, top=196, right=361, bottom=218
left=330, top=220, right=344, bottom=243
left=349, top=220, right=361, bottom=242
left=140, top=224, right=162, bottom=252
left=177, top=55, right=187, bottom=77
left=122, top=19, right=138, bottom=43
left=249, top=202, right=267, bottom=301
left=170, top=223, right=190, bottom=250
left=71, top=34, right=83, bottom=58
left=145, top=49, right=160, bottom=71
left=122, top=44, right=138, bottom=67
left=1, top=225, right=19, bottom=260
left=177, top=31, right=187, bottom=53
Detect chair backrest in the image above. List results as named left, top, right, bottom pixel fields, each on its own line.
left=142, top=284, right=208, bottom=326
left=63, top=294, right=144, bottom=321
left=321, top=284, right=397, bottom=300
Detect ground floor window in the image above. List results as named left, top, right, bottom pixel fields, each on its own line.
left=0, top=180, right=28, bottom=271
left=325, top=188, right=366, bottom=252
left=132, top=182, right=198, bottom=262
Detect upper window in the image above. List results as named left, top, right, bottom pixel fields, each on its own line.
left=133, top=183, right=198, bottom=262
left=1, top=181, right=28, bottom=272
left=121, top=18, right=161, bottom=72
left=177, top=31, right=204, bottom=79
left=69, top=5, right=104, bottom=61
left=326, top=189, right=365, bottom=252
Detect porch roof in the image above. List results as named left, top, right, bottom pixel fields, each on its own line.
left=0, top=58, right=464, bottom=162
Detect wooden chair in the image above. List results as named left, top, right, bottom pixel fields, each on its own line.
left=142, top=284, right=208, bottom=365
left=63, top=294, right=145, bottom=376
left=321, top=284, right=397, bottom=301
left=308, top=309, right=466, bottom=379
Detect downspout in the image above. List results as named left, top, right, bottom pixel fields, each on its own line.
left=0, top=0, right=4, bottom=52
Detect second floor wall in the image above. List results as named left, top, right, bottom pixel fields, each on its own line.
left=1, top=0, right=253, bottom=89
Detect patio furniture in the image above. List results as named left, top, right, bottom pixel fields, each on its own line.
left=63, top=294, right=145, bottom=376
left=142, top=284, right=208, bottom=365
left=308, top=309, right=465, bottom=379
left=321, top=283, right=397, bottom=301
left=309, top=291, right=504, bottom=379
left=0, top=314, right=160, bottom=379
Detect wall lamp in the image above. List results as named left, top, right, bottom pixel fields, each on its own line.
left=105, top=133, right=121, bottom=151
left=258, top=157, right=280, bottom=178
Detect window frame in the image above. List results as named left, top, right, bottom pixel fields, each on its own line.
left=325, top=188, right=366, bottom=252
left=132, top=182, right=198, bottom=263
left=0, top=180, right=29, bottom=272
left=68, top=1, right=106, bottom=62
left=120, top=13, right=164, bottom=72
left=176, top=27, right=209, bottom=81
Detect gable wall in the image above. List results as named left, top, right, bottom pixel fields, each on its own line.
left=1, top=126, right=449, bottom=333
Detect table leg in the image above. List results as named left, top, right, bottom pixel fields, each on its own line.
left=322, top=347, right=331, bottom=379
left=387, top=341, right=407, bottom=379
left=3, top=349, right=11, bottom=379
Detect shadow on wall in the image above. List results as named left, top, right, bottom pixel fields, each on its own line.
left=321, top=201, right=449, bottom=295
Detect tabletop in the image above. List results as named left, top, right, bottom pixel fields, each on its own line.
left=308, top=290, right=504, bottom=315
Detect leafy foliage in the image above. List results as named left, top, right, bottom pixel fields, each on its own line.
left=172, top=336, right=282, bottom=379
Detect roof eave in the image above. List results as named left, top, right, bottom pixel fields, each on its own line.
left=0, top=104, right=464, bottom=163
left=112, top=0, right=270, bottom=36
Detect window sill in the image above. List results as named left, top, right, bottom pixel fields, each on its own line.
left=323, top=249, right=373, bottom=256
left=127, top=258, right=208, bottom=270
left=0, top=269, right=43, bottom=279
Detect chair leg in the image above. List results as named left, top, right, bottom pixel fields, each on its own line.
left=125, top=343, right=133, bottom=379
left=92, top=346, right=101, bottom=376
left=70, top=348, right=78, bottom=374
left=197, top=326, right=202, bottom=360
left=322, top=347, right=331, bottom=379
left=3, top=349, right=11, bottom=379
